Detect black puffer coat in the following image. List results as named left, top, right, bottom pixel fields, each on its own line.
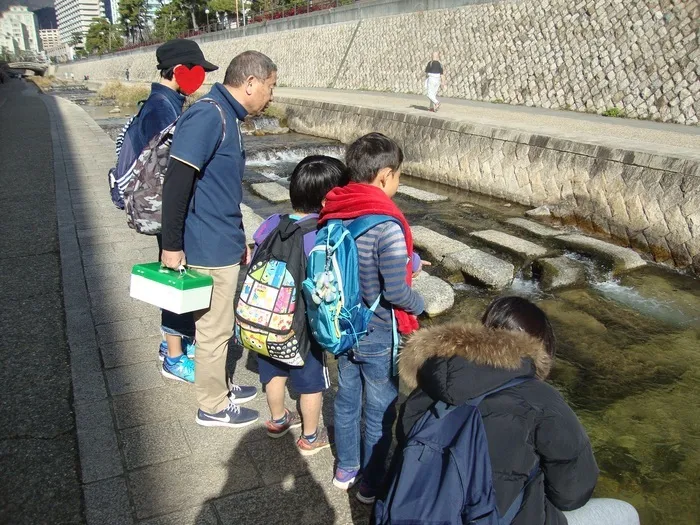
left=396, top=323, right=599, bottom=525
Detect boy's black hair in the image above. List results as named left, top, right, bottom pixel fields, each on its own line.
left=160, top=63, right=196, bottom=80
left=289, top=155, right=349, bottom=213
left=345, top=132, right=404, bottom=183
left=481, top=296, right=556, bottom=359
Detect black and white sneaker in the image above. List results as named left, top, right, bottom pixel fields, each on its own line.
left=195, top=402, right=259, bottom=428
left=228, top=384, right=257, bottom=404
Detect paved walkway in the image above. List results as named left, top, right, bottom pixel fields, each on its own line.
left=275, top=87, right=700, bottom=162
left=39, top=87, right=371, bottom=523
left=0, top=79, right=82, bottom=524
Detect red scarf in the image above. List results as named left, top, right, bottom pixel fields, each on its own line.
left=319, top=182, right=419, bottom=335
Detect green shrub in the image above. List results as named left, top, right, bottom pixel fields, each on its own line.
left=602, top=107, right=625, bottom=118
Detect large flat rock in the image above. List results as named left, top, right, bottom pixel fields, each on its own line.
left=411, top=226, right=469, bottom=260
left=250, top=182, right=290, bottom=203
left=397, top=186, right=448, bottom=202
left=555, top=234, right=646, bottom=273
left=506, top=218, right=562, bottom=237
left=471, top=229, right=549, bottom=258
left=444, top=248, right=515, bottom=289
left=411, top=271, right=454, bottom=316
left=240, top=203, right=264, bottom=244
left=534, top=256, right=586, bottom=290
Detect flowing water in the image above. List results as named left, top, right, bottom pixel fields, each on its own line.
left=69, top=80, right=698, bottom=523
left=242, top=135, right=700, bottom=525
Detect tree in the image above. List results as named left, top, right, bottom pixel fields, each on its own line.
left=153, top=3, right=189, bottom=40
left=85, top=18, right=124, bottom=55
left=119, top=0, right=148, bottom=42
left=69, top=32, right=84, bottom=48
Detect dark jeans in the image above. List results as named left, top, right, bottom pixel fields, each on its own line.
left=334, top=325, right=398, bottom=491
left=157, top=234, right=196, bottom=339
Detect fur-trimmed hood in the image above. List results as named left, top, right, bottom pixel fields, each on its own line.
left=399, top=323, right=552, bottom=405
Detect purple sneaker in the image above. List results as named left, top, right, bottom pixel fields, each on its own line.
left=333, top=467, right=360, bottom=490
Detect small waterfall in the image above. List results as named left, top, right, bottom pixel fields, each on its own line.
left=253, top=116, right=282, bottom=131
left=246, top=146, right=345, bottom=167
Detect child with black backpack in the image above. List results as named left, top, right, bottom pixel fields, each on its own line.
left=235, top=156, right=348, bottom=455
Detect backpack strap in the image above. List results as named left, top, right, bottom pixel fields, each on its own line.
left=346, top=214, right=400, bottom=239
left=433, top=377, right=533, bottom=418
left=499, top=463, right=540, bottom=525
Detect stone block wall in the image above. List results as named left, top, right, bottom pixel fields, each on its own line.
left=60, top=0, right=699, bottom=125
left=275, top=96, right=700, bottom=273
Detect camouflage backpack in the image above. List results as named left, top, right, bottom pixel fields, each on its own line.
left=123, top=98, right=226, bottom=235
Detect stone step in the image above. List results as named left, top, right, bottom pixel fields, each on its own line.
left=250, top=182, right=290, bottom=203
left=397, top=186, right=448, bottom=202
left=411, top=226, right=470, bottom=260
left=533, top=256, right=586, bottom=291
left=444, top=249, right=515, bottom=289
left=240, top=203, right=264, bottom=244
left=505, top=218, right=563, bottom=237
left=411, top=225, right=514, bottom=288
left=411, top=272, right=454, bottom=316
left=555, top=234, right=646, bottom=273
left=471, top=229, right=549, bottom=258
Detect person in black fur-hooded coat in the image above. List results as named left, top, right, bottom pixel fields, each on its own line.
left=392, top=296, right=639, bottom=525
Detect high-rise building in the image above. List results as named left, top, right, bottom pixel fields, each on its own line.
left=103, top=0, right=119, bottom=25
left=54, top=0, right=105, bottom=46
left=39, top=28, right=61, bottom=50
left=0, top=6, right=41, bottom=54
left=34, top=7, right=58, bottom=30
left=0, top=16, right=20, bottom=57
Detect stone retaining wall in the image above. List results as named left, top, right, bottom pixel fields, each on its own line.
left=60, top=0, right=699, bottom=125
left=275, top=96, right=700, bottom=273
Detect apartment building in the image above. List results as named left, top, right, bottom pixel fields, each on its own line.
left=39, top=28, right=61, bottom=50
left=54, top=0, right=104, bottom=45
left=0, top=6, right=41, bottom=54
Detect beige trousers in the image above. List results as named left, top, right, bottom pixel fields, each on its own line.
left=189, top=263, right=240, bottom=414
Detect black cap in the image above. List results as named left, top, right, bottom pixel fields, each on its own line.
left=156, top=39, right=218, bottom=72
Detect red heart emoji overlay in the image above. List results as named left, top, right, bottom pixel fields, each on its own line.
left=173, top=65, right=205, bottom=95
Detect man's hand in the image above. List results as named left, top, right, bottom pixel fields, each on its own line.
left=162, top=249, right=186, bottom=270
left=241, top=244, right=252, bottom=266
left=412, top=259, right=432, bottom=278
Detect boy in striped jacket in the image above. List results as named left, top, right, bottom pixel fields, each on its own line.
left=318, top=133, right=426, bottom=504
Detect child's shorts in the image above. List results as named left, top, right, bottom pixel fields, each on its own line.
left=257, top=341, right=330, bottom=394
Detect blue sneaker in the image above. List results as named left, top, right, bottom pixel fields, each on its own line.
left=161, top=355, right=195, bottom=383
left=159, top=336, right=196, bottom=362
left=196, top=402, right=259, bottom=428
left=227, top=383, right=257, bottom=404
left=333, top=467, right=360, bottom=490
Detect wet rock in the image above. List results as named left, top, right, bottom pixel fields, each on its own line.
left=411, top=272, right=454, bottom=316
left=534, top=256, right=586, bottom=290
left=471, top=229, right=549, bottom=259
left=397, top=186, right=448, bottom=202
left=240, top=203, right=263, bottom=244
left=506, top=217, right=563, bottom=237
left=109, top=107, right=120, bottom=114
left=250, top=182, right=290, bottom=203
left=411, top=226, right=470, bottom=261
left=444, top=248, right=514, bottom=289
left=555, top=233, right=646, bottom=273
left=525, top=205, right=552, bottom=218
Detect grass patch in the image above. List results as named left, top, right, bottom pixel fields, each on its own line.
left=602, top=107, right=625, bottom=118
left=27, top=75, right=55, bottom=91
left=98, top=81, right=150, bottom=107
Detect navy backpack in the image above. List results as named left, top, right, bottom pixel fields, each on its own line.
left=374, top=377, right=539, bottom=525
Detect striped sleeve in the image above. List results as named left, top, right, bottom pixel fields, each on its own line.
left=376, top=223, right=425, bottom=315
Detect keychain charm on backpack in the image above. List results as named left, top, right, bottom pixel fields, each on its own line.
left=312, top=271, right=337, bottom=304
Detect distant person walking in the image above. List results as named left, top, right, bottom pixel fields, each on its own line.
left=125, top=67, right=130, bottom=81
left=424, top=51, right=444, bottom=112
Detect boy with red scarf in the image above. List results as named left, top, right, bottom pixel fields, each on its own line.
left=319, top=133, right=426, bottom=504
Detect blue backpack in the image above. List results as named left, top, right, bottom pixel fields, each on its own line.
left=302, top=215, right=401, bottom=356
left=374, top=377, right=539, bottom=525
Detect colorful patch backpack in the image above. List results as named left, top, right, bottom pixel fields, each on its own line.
left=235, top=216, right=317, bottom=366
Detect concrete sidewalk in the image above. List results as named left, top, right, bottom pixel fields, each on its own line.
left=275, top=87, right=700, bottom=162
left=42, top=90, right=369, bottom=523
